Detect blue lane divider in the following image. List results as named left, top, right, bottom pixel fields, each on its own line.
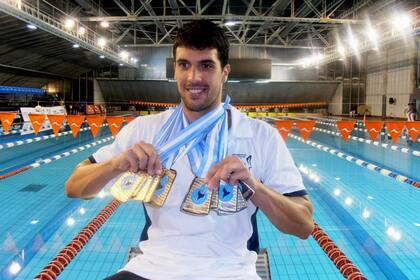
left=289, top=133, right=420, bottom=189
left=303, top=177, right=408, bottom=280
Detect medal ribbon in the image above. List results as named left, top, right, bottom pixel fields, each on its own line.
left=153, top=96, right=231, bottom=177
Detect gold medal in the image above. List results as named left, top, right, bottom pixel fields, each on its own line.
left=181, top=176, right=212, bottom=215
left=149, top=169, right=177, bottom=207
left=132, top=174, right=160, bottom=202
left=109, top=172, right=147, bottom=202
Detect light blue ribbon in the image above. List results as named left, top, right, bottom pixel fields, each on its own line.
left=153, top=96, right=231, bottom=177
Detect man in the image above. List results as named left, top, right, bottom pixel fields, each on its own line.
left=65, top=20, right=314, bottom=280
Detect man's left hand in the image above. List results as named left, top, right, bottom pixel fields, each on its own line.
left=205, top=156, right=255, bottom=191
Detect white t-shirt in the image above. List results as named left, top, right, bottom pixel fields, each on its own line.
left=92, top=105, right=306, bottom=280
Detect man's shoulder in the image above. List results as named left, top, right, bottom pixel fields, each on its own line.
left=116, top=110, right=172, bottom=142
left=132, top=110, right=172, bottom=124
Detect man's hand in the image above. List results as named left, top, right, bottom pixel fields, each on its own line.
left=205, top=156, right=256, bottom=190
left=111, top=141, right=162, bottom=175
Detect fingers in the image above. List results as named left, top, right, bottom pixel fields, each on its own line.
left=122, top=141, right=162, bottom=175
left=137, top=142, right=162, bottom=175
left=205, top=156, right=249, bottom=191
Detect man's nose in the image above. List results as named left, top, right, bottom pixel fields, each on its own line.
left=187, top=66, right=202, bottom=82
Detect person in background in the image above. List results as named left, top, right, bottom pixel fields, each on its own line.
left=406, top=102, right=417, bottom=121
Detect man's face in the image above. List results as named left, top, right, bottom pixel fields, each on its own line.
left=174, top=47, right=230, bottom=116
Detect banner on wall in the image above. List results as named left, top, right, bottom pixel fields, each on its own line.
left=66, top=115, right=85, bottom=137
left=364, top=121, right=383, bottom=141
left=274, top=120, right=293, bottom=140
left=295, top=120, right=316, bottom=141
left=336, top=121, right=356, bottom=142
left=106, top=116, right=124, bottom=136
left=405, top=121, right=420, bottom=142
left=0, top=112, right=16, bottom=133
left=386, top=121, right=405, bottom=143
left=86, top=116, right=104, bottom=137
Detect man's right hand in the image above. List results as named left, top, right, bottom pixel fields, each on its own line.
left=111, top=141, right=162, bottom=175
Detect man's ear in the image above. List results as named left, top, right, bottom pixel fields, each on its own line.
left=223, top=64, right=231, bottom=83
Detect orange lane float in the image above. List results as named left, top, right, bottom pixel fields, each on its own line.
left=35, top=200, right=121, bottom=280
left=312, top=222, right=367, bottom=280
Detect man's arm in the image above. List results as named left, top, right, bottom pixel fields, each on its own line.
left=249, top=180, right=313, bottom=239
left=65, top=141, right=162, bottom=199
left=65, top=159, right=121, bottom=199
left=206, top=156, right=314, bottom=239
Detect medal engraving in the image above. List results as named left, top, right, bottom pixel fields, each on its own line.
left=149, top=169, right=177, bottom=207
left=181, top=177, right=212, bottom=215
left=216, top=182, right=238, bottom=215
left=110, top=172, right=147, bottom=202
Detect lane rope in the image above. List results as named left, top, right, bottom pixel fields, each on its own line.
left=0, top=136, right=114, bottom=180
left=289, top=133, right=420, bottom=188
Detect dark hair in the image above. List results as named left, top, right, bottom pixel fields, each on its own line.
left=172, top=20, right=230, bottom=68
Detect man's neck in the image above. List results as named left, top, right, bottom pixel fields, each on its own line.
left=182, top=105, right=232, bottom=129
left=182, top=103, right=220, bottom=123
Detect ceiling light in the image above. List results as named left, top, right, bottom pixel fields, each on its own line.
left=131, top=57, right=138, bottom=63
left=78, top=26, right=86, bottom=35
left=64, top=18, right=75, bottom=30
left=98, top=37, right=107, bottom=48
left=99, top=55, right=105, bottom=59
left=347, top=28, right=359, bottom=53
left=225, top=21, right=238, bottom=26
left=30, top=220, right=39, bottom=224
left=333, top=189, right=341, bottom=196
left=100, top=21, right=110, bottom=28
left=119, top=63, right=123, bottom=66
left=365, top=20, right=379, bottom=50
left=337, top=44, right=345, bottom=57
left=27, top=24, right=37, bottom=30
left=392, top=12, right=411, bottom=30
left=119, top=50, right=129, bottom=59
left=79, top=207, right=86, bottom=215
left=72, top=44, right=79, bottom=48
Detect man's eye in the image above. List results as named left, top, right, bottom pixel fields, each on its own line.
left=178, top=62, right=188, bottom=68
left=202, top=63, right=214, bottom=69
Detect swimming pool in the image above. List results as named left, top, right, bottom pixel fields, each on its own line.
left=0, top=118, right=418, bottom=279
